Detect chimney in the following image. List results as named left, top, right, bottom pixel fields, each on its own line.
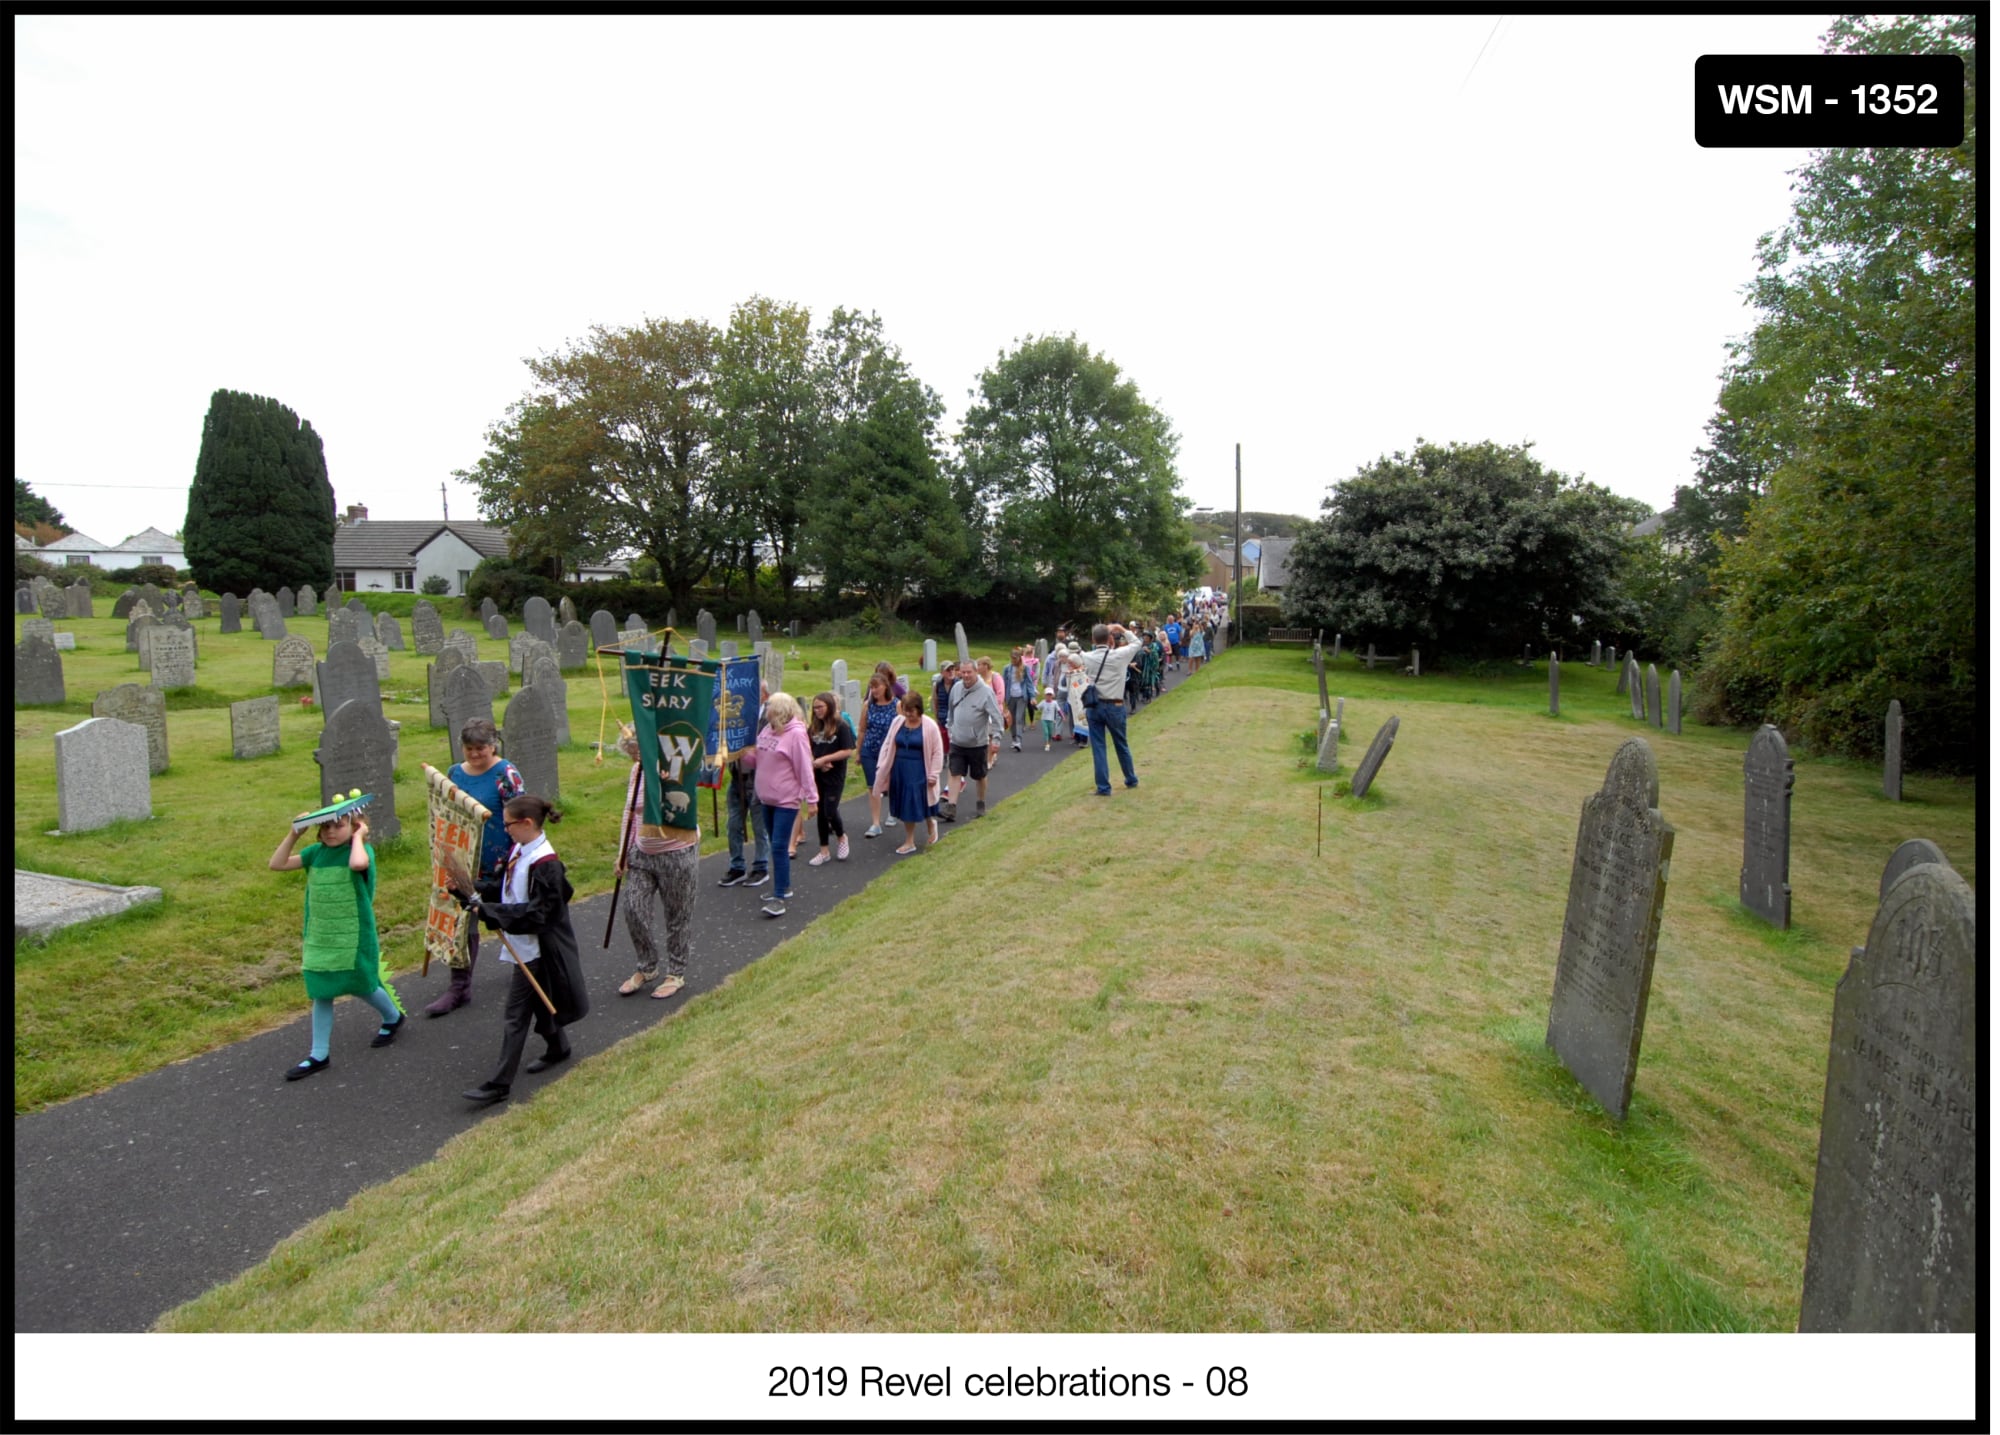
left=343, top=503, right=369, bottom=523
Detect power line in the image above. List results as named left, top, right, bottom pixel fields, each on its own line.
left=1457, top=16, right=1506, bottom=97
left=25, top=482, right=189, bottom=491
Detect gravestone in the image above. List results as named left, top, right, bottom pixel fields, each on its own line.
left=442, top=664, right=495, bottom=765
left=149, top=627, right=197, bottom=691
left=1545, top=738, right=1674, bottom=1121
left=1035, top=639, right=1049, bottom=674
left=788, top=619, right=800, bottom=639
left=276, top=586, right=296, bottom=618
left=1410, top=648, right=1420, bottom=678
left=14, top=587, right=33, bottom=614
left=591, top=610, right=619, bottom=652
left=22, top=615, right=55, bottom=645
left=1626, top=659, right=1643, bottom=719
left=1667, top=670, right=1682, bottom=735
left=1798, top=859, right=1976, bottom=1332
left=272, top=634, right=316, bottom=688
left=92, top=683, right=168, bottom=774
left=314, top=699, right=400, bottom=841
left=1615, top=653, right=1629, bottom=695
left=1739, top=725, right=1794, bottom=930
left=557, top=620, right=589, bottom=671
left=39, top=584, right=67, bottom=619
left=524, top=653, right=570, bottom=748
left=686, top=638, right=706, bottom=660
left=843, top=679, right=863, bottom=722
left=428, top=649, right=467, bottom=728
left=1879, top=838, right=1951, bottom=902
left=558, top=595, right=576, bottom=625
left=56, top=717, right=152, bottom=833
left=830, top=659, right=848, bottom=696
left=508, top=632, right=535, bottom=675
left=523, top=595, right=556, bottom=646
left=921, top=639, right=937, bottom=672
left=1315, top=699, right=1342, bottom=774
left=160, top=591, right=181, bottom=617
left=625, top=611, right=646, bottom=633
left=746, top=609, right=763, bottom=645
left=479, top=596, right=498, bottom=622
left=376, top=612, right=404, bottom=652
left=1883, top=700, right=1903, bottom=802
left=500, top=683, right=561, bottom=801
left=1349, top=714, right=1398, bottom=798
left=1549, top=652, right=1561, bottom=716
left=477, top=659, right=509, bottom=695
left=485, top=613, right=510, bottom=642
left=720, top=641, right=738, bottom=661
left=254, top=599, right=286, bottom=641
left=444, top=629, right=479, bottom=665
left=230, top=695, right=282, bottom=759
left=411, top=600, right=444, bottom=656
left=356, top=634, right=391, bottom=681
left=1645, top=664, right=1661, bottom=729
left=297, top=584, right=317, bottom=617
left=1313, top=645, right=1331, bottom=723
left=15, top=633, right=65, bottom=704
left=954, top=622, right=971, bottom=666
left=762, top=644, right=784, bottom=692
left=219, top=594, right=241, bottom=632
left=345, top=595, right=369, bottom=619
left=696, top=609, right=717, bottom=650
left=665, top=608, right=677, bottom=632
left=1592, top=639, right=1602, bottom=667
left=1330, top=633, right=1342, bottom=664
left=316, top=639, right=383, bottom=720
left=129, top=616, right=158, bottom=668
left=67, top=583, right=93, bottom=619
left=630, top=626, right=659, bottom=657
left=180, top=590, right=203, bottom=620
left=735, top=612, right=746, bottom=634
left=54, top=632, right=75, bottom=652
left=326, top=608, right=360, bottom=648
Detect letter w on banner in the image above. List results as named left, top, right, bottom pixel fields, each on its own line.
left=423, top=764, right=491, bottom=971
left=622, top=652, right=721, bottom=827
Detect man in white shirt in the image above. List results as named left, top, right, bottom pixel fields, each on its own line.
left=1083, top=623, right=1144, bottom=796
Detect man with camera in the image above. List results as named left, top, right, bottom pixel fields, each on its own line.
left=1082, top=622, right=1145, bottom=797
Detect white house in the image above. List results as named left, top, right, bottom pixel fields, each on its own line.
left=35, top=526, right=187, bottom=570
left=331, top=506, right=511, bottom=595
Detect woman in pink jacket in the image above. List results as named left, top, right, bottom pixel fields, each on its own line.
left=751, top=692, right=816, bottom=918
left=870, top=691, right=944, bottom=856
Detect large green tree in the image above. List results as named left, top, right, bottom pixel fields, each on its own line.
left=1283, top=440, right=1650, bottom=660
left=15, top=478, right=68, bottom=532
left=714, top=296, right=821, bottom=609
left=809, top=395, right=968, bottom=624
left=183, top=390, right=335, bottom=594
left=959, top=335, right=1199, bottom=608
left=1694, top=14, right=1976, bottom=768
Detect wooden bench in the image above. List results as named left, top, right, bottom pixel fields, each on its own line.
left=1267, top=628, right=1313, bottom=645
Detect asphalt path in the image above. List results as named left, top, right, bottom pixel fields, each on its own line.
left=15, top=665, right=1191, bottom=1331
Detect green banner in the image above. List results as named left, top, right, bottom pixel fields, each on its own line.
left=622, top=652, right=719, bottom=830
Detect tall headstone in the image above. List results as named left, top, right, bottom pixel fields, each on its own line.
left=39, top=584, right=66, bottom=619
left=230, top=695, right=282, bottom=759
left=276, top=586, right=296, bottom=619
left=1592, top=639, right=1602, bottom=667
left=500, top=682, right=561, bottom=800
left=411, top=600, right=445, bottom=656
left=313, top=699, right=400, bottom=841
left=1315, top=700, right=1341, bottom=773
left=92, top=683, right=168, bottom=774
left=921, top=639, right=937, bottom=672
left=1410, top=648, right=1420, bottom=678
left=316, top=639, right=383, bottom=720
left=558, top=595, right=577, bottom=625
left=181, top=589, right=204, bottom=621
left=735, top=611, right=745, bottom=635
left=788, top=618, right=800, bottom=639
left=1545, top=738, right=1674, bottom=1121
left=762, top=644, right=784, bottom=692
left=523, top=595, right=556, bottom=646
left=954, top=622, right=971, bottom=666
left=356, top=634, right=391, bottom=681
left=524, top=653, right=570, bottom=748
left=591, top=610, right=619, bottom=653
left=1035, top=639, right=1049, bottom=675
left=442, top=664, right=494, bottom=765
left=56, top=717, right=152, bottom=833
left=1883, top=700, right=1903, bottom=802
left=1627, top=659, right=1644, bottom=719
left=428, top=649, right=467, bottom=728
left=1615, top=653, right=1629, bottom=695
left=830, top=658, right=848, bottom=696
left=1349, top=714, right=1399, bottom=798
left=1799, top=859, right=1976, bottom=1332
left=507, top=631, right=536, bottom=675
left=15, top=633, right=66, bottom=704
left=1739, top=725, right=1794, bottom=930
left=1667, top=670, right=1682, bottom=735
left=296, top=584, right=317, bottom=617
left=14, top=587, right=35, bottom=614
left=842, top=679, right=863, bottom=722
left=254, top=598, right=286, bottom=641
left=665, top=608, right=677, bottom=632
left=1645, top=664, right=1661, bottom=728
left=746, top=609, right=763, bottom=645
left=1313, top=644, right=1331, bottom=723
left=376, top=612, right=405, bottom=652
left=485, top=612, right=510, bottom=642
left=149, top=627, right=197, bottom=691
left=557, top=619, right=589, bottom=671
left=218, top=593, right=241, bottom=633
left=272, top=634, right=316, bottom=688
left=1549, top=652, right=1561, bottom=716
left=129, top=616, right=158, bottom=668
left=696, top=609, right=717, bottom=650
left=479, top=596, right=499, bottom=622
left=66, top=583, right=93, bottom=619
left=444, top=629, right=479, bottom=664
left=477, top=659, right=509, bottom=695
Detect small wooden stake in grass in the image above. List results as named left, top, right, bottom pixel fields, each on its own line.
left=1317, top=784, right=1323, bottom=857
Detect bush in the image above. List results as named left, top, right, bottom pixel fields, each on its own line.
left=811, top=612, right=927, bottom=644
left=465, top=557, right=561, bottom=617
left=419, top=575, right=451, bottom=596
left=1238, top=602, right=1282, bottom=642
left=559, top=577, right=673, bottom=627
left=14, top=550, right=60, bottom=585
left=107, top=563, right=185, bottom=587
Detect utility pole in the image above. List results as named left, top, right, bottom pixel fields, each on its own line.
left=1232, top=444, right=1243, bottom=641
left=441, top=482, right=449, bottom=521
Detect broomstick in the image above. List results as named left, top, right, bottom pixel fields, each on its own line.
left=441, top=853, right=556, bottom=1015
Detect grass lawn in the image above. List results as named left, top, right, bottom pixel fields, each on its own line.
left=148, top=644, right=1975, bottom=1331
left=12, top=610, right=1019, bottom=1112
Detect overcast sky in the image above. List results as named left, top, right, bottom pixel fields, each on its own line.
left=16, top=12, right=1836, bottom=548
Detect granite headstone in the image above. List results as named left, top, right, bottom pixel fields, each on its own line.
left=1349, top=714, right=1398, bottom=798
left=523, top=595, right=556, bottom=646
left=67, top=583, right=93, bottom=619
left=1549, top=652, right=1561, bottom=716
left=230, top=695, right=282, bottom=759
left=523, top=653, right=570, bottom=748
left=276, top=586, right=296, bottom=619
left=272, top=634, right=316, bottom=688
left=591, top=610, right=619, bottom=652
left=696, top=609, right=717, bottom=650
left=558, top=595, right=576, bottom=625
left=1739, top=725, right=1794, bottom=930
left=557, top=620, right=589, bottom=671
left=92, top=683, right=168, bottom=774
left=485, top=613, right=510, bottom=642
left=314, top=699, right=400, bottom=841
left=56, top=717, right=152, bottom=833
left=149, top=626, right=197, bottom=690
left=16, top=633, right=65, bottom=704
left=442, top=665, right=495, bottom=765
left=444, top=629, right=479, bottom=664
left=411, top=600, right=445, bottom=656
left=219, top=593, right=241, bottom=633
left=296, top=584, right=317, bottom=617
left=428, top=649, right=467, bottom=728
left=316, top=639, right=383, bottom=719
left=500, top=682, right=561, bottom=801
left=477, top=659, right=509, bottom=695
left=1883, top=700, right=1903, bottom=802
left=356, top=634, right=391, bottom=681
left=376, top=612, right=404, bottom=652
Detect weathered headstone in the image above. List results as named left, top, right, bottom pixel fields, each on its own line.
left=1645, top=664, right=1661, bottom=728
left=316, top=639, right=383, bottom=719
left=557, top=619, right=589, bottom=671
left=56, top=717, right=152, bottom=833
left=149, top=626, right=197, bottom=691
left=500, top=682, right=561, bottom=800
left=720, top=640, right=738, bottom=661
left=830, top=659, right=848, bottom=696
left=129, top=616, right=158, bottom=668
left=356, top=634, right=391, bottom=681
left=53, top=632, right=76, bottom=652
left=591, top=610, right=619, bottom=652
left=272, top=634, right=316, bottom=688
left=14, top=587, right=34, bottom=615
left=16, top=633, right=66, bottom=704
left=485, top=612, right=510, bottom=642
left=1799, top=859, right=1976, bottom=1332
left=665, top=607, right=677, bottom=632
left=160, top=591, right=182, bottom=617
left=1883, top=700, right=1903, bottom=802
left=625, top=612, right=647, bottom=633
left=22, top=615, right=55, bottom=645
left=1740, top=725, right=1794, bottom=930
left=411, top=600, right=444, bottom=656
left=1879, top=838, right=1951, bottom=901
left=686, top=638, right=706, bottom=660
left=696, top=609, right=717, bottom=650
left=748, top=609, right=765, bottom=645
left=921, top=639, right=937, bottom=672
left=1592, top=639, right=1602, bottom=667
left=735, top=612, right=746, bottom=634
left=1545, top=738, right=1675, bottom=1121
left=39, top=584, right=67, bottom=620
left=326, top=608, right=360, bottom=648
left=762, top=643, right=784, bottom=692
left=788, top=618, right=800, bottom=639
left=557, top=595, right=576, bottom=625
left=1667, top=670, right=1682, bottom=735
left=428, top=649, right=467, bottom=728
left=842, top=679, right=862, bottom=721
left=1349, top=714, right=1398, bottom=798
left=253, top=596, right=284, bottom=639
left=345, top=595, right=369, bottom=619
left=218, top=593, right=241, bottom=633
left=66, top=583, right=93, bottom=619
left=314, top=699, right=400, bottom=841
left=479, top=596, right=498, bottom=622
left=1627, top=659, right=1643, bottom=719
left=296, top=584, right=317, bottom=617
left=523, top=595, right=556, bottom=646
left=1313, top=645, right=1331, bottom=723
left=442, top=665, right=494, bottom=765
left=230, top=695, right=282, bottom=759
left=276, top=586, right=296, bottom=619
left=954, top=622, right=971, bottom=666
left=1315, top=700, right=1342, bottom=774
left=444, top=629, right=479, bottom=665
left=523, top=653, right=570, bottom=748
left=1330, top=633, right=1342, bottom=664
left=1410, top=648, right=1420, bottom=678
left=180, top=590, right=203, bottom=621
left=476, top=659, right=509, bottom=695
left=376, top=612, right=404, bottom=652
left=1615, top=653, right=1629, bottom=695
left=92, top=683, right=168, bottom=774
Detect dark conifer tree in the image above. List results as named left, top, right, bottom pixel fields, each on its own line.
left=183, top=390, right=336, bottom=594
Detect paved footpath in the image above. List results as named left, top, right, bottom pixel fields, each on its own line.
left=16, top=667, right=1190, bottom=1331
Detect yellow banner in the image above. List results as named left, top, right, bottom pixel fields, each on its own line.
left=423, top=764, right=492, bottom=971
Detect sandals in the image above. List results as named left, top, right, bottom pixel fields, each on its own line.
left=895, top=844, right=918, bottom=855
left=618, top=972, right=656, bottom=997
left=651, top=975, right=686, bottom=999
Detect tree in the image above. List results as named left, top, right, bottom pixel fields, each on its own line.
left=1282, top=440, right=1650, bottom=660
left=183, top=390, right=335, bottom=594
left=714, top=296, right=821, bottom=609
left=960, top=335, right=1199, bottom=609
left=1694, top=14, right=1976, bottom=769
left=15, top=478, right=67, bottom=532
left=461, top=318, right=725, bottom=615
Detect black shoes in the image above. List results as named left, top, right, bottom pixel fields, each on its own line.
left=370, top=1013, right=406, bottom=1048
left=524, top=1049, right=570, bottom=1074
left=462, top=1083, right=509, bottom=1105
left=285, top=1056, right=329, bottom=1082
left=744, top=870, right=771, bottom=887
left=717, top=869, right=747, bottom=887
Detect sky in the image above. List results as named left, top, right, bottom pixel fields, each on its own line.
left=15, top=12, right=1838, bottom=548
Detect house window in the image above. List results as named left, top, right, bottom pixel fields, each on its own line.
left=65, top=555, right=91, bottom=567
left=458, top=571, right=471, bottom=594
left=394, top=570, right=415, bottom=591
left=336, top=572, right=356, bottom=592
left=142, top=555, right=164, bottom=566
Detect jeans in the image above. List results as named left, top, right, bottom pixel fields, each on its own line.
left=726, top=769, right=769, bottom=873
left=768, top=806, right=798, bottom=897
left=1087, top=699, right=1138, bottom=792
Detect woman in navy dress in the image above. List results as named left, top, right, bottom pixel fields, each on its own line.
left=872, top=691, right=942, bottom=856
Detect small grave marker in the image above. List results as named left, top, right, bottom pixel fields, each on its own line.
left=230, top=695, right=282, bottom=759
left=92, top=683, right=168, bottom=774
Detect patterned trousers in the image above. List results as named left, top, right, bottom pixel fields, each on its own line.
left=622, top=844, right=698, bottom=981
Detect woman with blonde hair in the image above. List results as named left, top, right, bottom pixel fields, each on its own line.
left=751, top=691, right=815, bottom=918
